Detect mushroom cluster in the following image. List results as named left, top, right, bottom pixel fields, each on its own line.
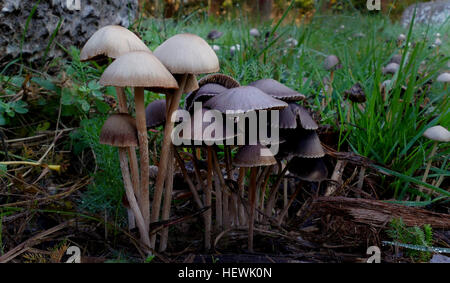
left=81, top=25, right=327, bottom=254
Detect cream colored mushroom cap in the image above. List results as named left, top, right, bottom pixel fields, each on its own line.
left=423, top=125, right=450, bottom=142
left=153, top=33, right=220, bottom=75
left=80, top=25, right=150, bottom=61
left=99, top=51, right=178, bottom=90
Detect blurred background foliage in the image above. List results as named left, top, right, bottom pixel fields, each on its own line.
left=141, top=0, right=433, bottom=22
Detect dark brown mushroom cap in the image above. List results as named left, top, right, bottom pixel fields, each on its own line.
left=99, top=114, right=138, bottom=147
left=289, top=157, right=328, bottom=182
left=284, top=129, right=325, bottom=158
left=178, top=107, right=236, bottom=144
left=232, top=144, right=277, bottom=168
left=324, top=55, right=340, bottom=71
left=145, top=99, right=166, bottom=128
left=344, top=83, right=366, bottom=103
left=204, top=86, right=288, bottom=114
left=249, top=79, right=305, bottom=101
left=289, top=103, right=318, bottom=130
left=185, top=83, right=228, bottom=111
left=207, top=30, right=224, bottom=40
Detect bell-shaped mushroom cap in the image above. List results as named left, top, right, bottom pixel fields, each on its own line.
left=233, top=144, right=277, bottom=168
left=390, top=54, right=403, bottom=65
left=145, top=99, right=167, bottom=128
left=100, top=114, right=138, bottom=147
left=423, top=125, right=450, bottom=142
left=99, top=51, right=178, bottom=93
left=437, top=73, right=450, bottom=83
left=185, top=74, right=240, bottom=112
left=80, top=25, right=150, bottom=61
left=153, top=33, right=220, bottom=75
left=397, top=34, right=406, bottom=41
left=285, top=130, right=325, bottom=158
left=344, top=83, right=367, bottom=103
left=250, top=28, right=260, bottom=37
left=178, top=107, right=236, bottom=144
left=204, top=86, right=288, bottom=114
left=382, top=63, right=400, bottom=75
left=289, top=103, right=318, bottom=130
left=207, top=30, right=223, bottom=40
left=185, top=83, right=228, bottom=111
left=289, top=157, right=328, bottom=182
left=324, top=55, right=340, bottom=71
left=198, top=73, right=240, bottom=89
left=277, top=106, right=297, bottom=129
left=249, top=79, right=305, bottom=101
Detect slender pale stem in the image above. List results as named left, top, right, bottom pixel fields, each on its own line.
left=417, top=142, right=438, bottom=201
left=237, top=167, right=246, bottom=226
left=248, top=167, right=258, bottom=252
left=277, top=184, right=301, bottom=226
left=174, top=149, right=204, bottom=209
left=134, top=87, right=150, bottom=230
left=118, top=148, right=151, bottom=252
left=116, top=87, right=140, bottom=203
left=265, top=163, right=289, bottom=217
left=205, top=146, right=213, bottom=250
left=150, top=74, right=188, bottom=249
left=159, top=145, right=174, bottom=252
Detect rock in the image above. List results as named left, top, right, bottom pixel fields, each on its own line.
left=0, top=0, right=138, bottom=68
left=401, top=1, right=450, bottom=27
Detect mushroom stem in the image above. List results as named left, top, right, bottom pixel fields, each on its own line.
left=276, top=183, right=301, bottom=226
left=259, top=165, right=272, bottom=222
left=265, top=162, right=289, bottom=217
left=416, top=141, right=438, bottom=201
left=150, top=74, right=188, bottom=248
left=116, top=86, right=141, bottom=209
left=237, top=167, right=247, bottom=226
left=205, top=146, right=214, bottom=250
left=134, top=87, right=151, bottom=230
left=118, top=148, right=151, bottom=252
left=159, top=145, right=174, bottom=252
left=214, top=173, right=223, bottom=230
left=356, top=166, right=366, bottom=197
left=174, top=149, right=204, bottom=209
left=248, top=167, right=259, bottom=252
left=127, top=208, right=136, bottom=230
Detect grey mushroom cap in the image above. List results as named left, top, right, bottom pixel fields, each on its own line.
left=233, top=144, right=277, bottom=168
left=99, top=114, right=138, bottom=147
left=423, top=125, right=450, bottom=142
left=185, top=83, right=228, bottom=112
left=249, top=79, right=305, bottom=101
left=289, top=103, right=318, bottom=130
left=285, top=130, right=325, bottom=158
left=437, top=73, right=450, bottom=83
left=276, top=106, right=297, bottom=129
left=389, top=54, right=403, bottom=65
left=324, top=55, right=340, bottom=71
left=289, top=157, right=328, bottom=182
left=382, top=63, right=400, bottom=75
left=204, top=86, right=288, bottom=114
left=178, top=107, right=236, bottom=144
left=344, top=83, right=366, bottom=103
left=207, top=30, right=224, bottom=40
left=145, top=99, right=167, bottom=128
left=184, top=73, right=240, bottom=110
